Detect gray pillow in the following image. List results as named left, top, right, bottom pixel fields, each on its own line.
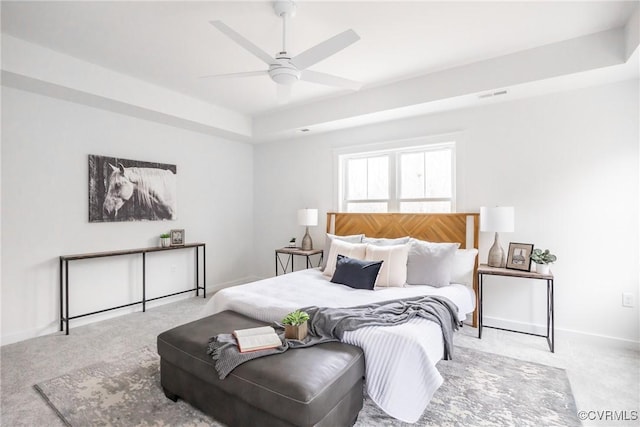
left=321, top=233, right=364, bottom=270
left=362, top=236, right=410, bottom=246
left=406, top=239, right=460, bottom=287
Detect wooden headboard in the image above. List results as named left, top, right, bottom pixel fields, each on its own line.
left=327, top=212, right=479, bottom=249
left=326, top=212, right=480, bottom=326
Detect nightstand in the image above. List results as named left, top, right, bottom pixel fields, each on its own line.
left=477, top=264, right=555, bottom=352
left=275, top=248, right=324, bottom=275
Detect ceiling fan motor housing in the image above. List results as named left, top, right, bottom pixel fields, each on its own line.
left=269, top=55, right=300, bottom=85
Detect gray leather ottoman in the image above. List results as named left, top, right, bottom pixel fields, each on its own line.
left=157, top=310, right=365, bottom=427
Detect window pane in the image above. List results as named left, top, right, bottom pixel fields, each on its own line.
left=346, top=202, right=388, bottom=213
left=367, top=156, right=388, bottom=199
left=346, top=158, right=366, bottom=199
left=346, top=156, right=389, bottom=200
left=400, top=152, right=425, bottom=198
left=424, top=150, right=451, bottom=197
left=400, top=201, right=451, bottom=213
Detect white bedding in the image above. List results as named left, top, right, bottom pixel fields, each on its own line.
left=201, top=268, right=475, bottom=423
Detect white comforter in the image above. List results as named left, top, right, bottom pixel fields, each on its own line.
left=201, top=268, right=475, bottom=423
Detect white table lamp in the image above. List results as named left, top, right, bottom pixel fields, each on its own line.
left=480, top=206, right=515, bottom=268
left=298, top=208, right=318, bottom=250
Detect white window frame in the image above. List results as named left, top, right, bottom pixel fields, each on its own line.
left=334, top=135, right=457, bottom=213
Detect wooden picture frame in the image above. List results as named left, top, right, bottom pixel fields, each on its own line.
left=170, top=229, right=185, bottom=246
left=506, top=242, right=534, bottom=271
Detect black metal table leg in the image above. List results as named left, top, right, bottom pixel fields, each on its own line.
left=59, top=257, right=63, bottom=332
left=202, top=244, right=206, bottom=298
left=195, top=246, right=199, bottom=297
left=478, top=273, right=483, bottom=339
left=549, top=278, right=554, bottom=352
left=65, top=260, right=69, bottom=335
left=142, top=252, right=146, bottom=312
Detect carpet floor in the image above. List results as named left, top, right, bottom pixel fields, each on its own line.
left=34, top=345, right=580, bottom=426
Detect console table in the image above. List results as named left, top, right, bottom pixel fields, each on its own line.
left=59, top=243, right=205, bottom=335
left=477, top=264, right=554, bottom=352
left=275, top=247, right=323, bottom=275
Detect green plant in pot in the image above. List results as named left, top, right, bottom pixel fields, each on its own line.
left=531, top=249, right=556, bottom=274
left=160, top=233, right=171, bottom=248
left=282, top=310, right=309, bottom=340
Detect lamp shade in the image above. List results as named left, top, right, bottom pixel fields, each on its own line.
left=480, top=207, right=515, bottom=232
left=298, top=209, right=318, bottom=226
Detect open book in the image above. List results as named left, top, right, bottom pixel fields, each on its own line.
left=233, top=326, right=282, bottom=353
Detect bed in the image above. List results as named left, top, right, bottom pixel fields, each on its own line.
left=201, top=212, right=479, bottom=423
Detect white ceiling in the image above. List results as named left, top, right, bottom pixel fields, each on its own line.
left=2, top=0, right=638, bottom=120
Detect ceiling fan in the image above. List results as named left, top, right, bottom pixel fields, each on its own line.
left=204, top=0, right=362, bottom=93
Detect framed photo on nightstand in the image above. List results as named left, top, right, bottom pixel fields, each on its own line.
left=506, top=242, right=534, bottom=271
left=170, top=229, right=185, bottom=246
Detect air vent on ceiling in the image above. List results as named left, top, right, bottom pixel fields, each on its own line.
left=479, top=89, right=508, bottom=99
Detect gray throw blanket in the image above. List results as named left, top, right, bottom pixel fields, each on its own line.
left=207, top=295, right=459, bottom=379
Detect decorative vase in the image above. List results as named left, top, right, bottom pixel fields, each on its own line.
left=487, top=232, right=505, bottom=267
left=284, top=322, right=308, bottom=340
left=160, top=237, right=171, bottom=248
left=536, top=263, right=550, bottom=275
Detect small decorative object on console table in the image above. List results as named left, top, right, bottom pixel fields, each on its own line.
left=282, top=310, right=309, bottom=340
left=170, top=229, right=185, bottom=246
left=160, top=233, right=171, bottom=248
left=480, top=206, right=515, bottom=267
left=288, top=237, right=296, bottom=248
left=298, top=208, right=318, bottom=250
left=530, top=248, right=557, bottom=275
left=505, top=242, right=534, bottom=271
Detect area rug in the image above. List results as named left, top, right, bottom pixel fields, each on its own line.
left=34, top=346, right=580, bottom=427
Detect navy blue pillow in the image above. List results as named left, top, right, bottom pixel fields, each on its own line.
left=330, top=255, right=383, bottom=290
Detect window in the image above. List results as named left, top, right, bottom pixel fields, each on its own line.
left=338, top=141, right=455, bottom=213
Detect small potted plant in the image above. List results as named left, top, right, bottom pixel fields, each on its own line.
left=288, top=237, right=297, bottom=248
left=282, top=309, right=309, bottom=340
left=160, top=233, right=171, bottom=248
left=531, top=249, right=557, bottom=275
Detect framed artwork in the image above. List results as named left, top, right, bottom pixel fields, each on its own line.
left=170, top=229, right=185, bottom=246
left=506, top=243, right=534, bottom=271
left=88, top=154, right=177, bottom=223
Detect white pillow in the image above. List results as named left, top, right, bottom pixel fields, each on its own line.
left=365, top=243, right=411, bottom=287
left=451, top=249, right=478, bottom=286
left=362, top=236, right=410, bottom=246
left=406, top=238, right=460, bottom=287
left=321, top=233, right=364, bottom=271
left=323, top=240, right=367, bottom=277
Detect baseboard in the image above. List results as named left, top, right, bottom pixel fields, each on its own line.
left=482, top=315, right=640, bottom=351
left=0, top=276, right=261, bottom=347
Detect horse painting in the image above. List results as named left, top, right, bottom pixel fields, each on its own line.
left=88, top=155, right=177, bottom=222
left=101, top=163, right=176, bottom=221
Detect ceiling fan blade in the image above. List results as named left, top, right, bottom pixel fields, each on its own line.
left=291, top=29, right=360, bottom=70
left=210, top=20, right=275, bottom=65
left=199, top=70, right=268, bottom=79
left=301, top=70, right=362, bottom=90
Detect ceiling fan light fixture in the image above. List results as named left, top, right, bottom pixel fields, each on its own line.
left=269, top=65, right=301, bottom=85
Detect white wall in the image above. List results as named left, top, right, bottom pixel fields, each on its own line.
left=1, top=87, right=254, bottom=345
left=254, top=79, right=639, bottom=346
